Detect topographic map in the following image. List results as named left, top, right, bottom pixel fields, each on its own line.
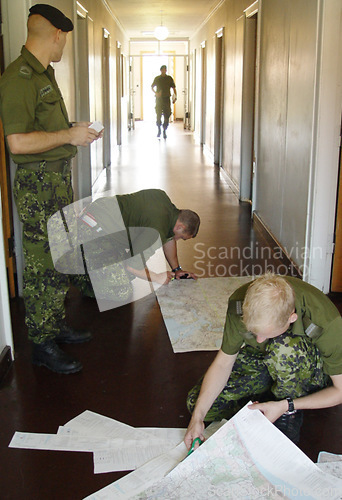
left=133, top=418, right=284, bottom=499
left=132, top=405, right=342, bottom=500
left=156, top=276, right=254, bottom=352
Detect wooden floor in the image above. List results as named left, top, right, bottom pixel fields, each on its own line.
left=1, top=122, right=341, bottom=499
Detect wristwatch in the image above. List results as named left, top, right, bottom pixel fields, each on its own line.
left=285, top=397, right=296, bottom=415
left=172, top=265, right=182, bottom=272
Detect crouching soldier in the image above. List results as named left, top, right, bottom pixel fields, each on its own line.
left=185, top=273, right=342, bottom=446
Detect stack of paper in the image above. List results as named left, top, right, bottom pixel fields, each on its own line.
left=9, top=410, right=187, bottom=474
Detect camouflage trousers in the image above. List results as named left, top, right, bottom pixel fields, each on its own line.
left=13, top=166, right=74, bottom=343
left=71, top=223, right=133, bottom=308
left=187, top=334, right=329, bottom=422
left=14, top=167, right=133, bottom=342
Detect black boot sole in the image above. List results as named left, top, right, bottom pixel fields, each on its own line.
left=55, top=335, right=92, bottom=344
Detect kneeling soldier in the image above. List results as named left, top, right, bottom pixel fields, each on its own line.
left=185, top=273, right=342, bottom=446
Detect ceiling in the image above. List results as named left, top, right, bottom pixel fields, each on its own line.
left=106, top=0, right=223, bottom=39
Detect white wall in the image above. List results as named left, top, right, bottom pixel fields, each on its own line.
left=0, top=188, right=13, bottom=353
left=304, top=0, right=342, bottom=291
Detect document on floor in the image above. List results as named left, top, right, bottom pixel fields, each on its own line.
left=317, top=451, right=342, bottom=479
left=156, top=276, right=254, bottom=352
left=84, top=404, right=342, bottom=500
left=8, top=410, right=186, bottom=473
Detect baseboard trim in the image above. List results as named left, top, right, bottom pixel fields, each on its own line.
left=0, top=346, right=13, bottom=383
left=252, top=212, right=302, bottom=278
left=219, top=166, right=240, bottom=197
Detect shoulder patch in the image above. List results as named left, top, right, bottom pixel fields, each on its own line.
left=40, top=85, right=53, bottom=98
left=228, top=300, right=243, bottom=316
left=19, top=65, right=33, bottom=79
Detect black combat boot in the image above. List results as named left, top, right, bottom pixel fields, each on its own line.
left=32, top=340, right=83, bottom=374
left=55, top=322, right=92, bottom=344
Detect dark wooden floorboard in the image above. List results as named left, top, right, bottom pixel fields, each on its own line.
left=1, top=122, right=341, bottom=499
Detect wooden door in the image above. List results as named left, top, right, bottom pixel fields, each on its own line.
left=0, top=0, right=16, bottom=297
left=331, top=140, right=342, bottom=291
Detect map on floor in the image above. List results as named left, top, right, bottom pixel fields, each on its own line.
left=156, top=276, right=254, bottom=352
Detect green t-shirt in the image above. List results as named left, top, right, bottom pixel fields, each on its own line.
left=0, top=46, right=77, bottom=164
left=84, top=189, right=179, bottom=260
left=151, top=75, right=176, bottom=98
left=221, top=276, right=342, bottom=376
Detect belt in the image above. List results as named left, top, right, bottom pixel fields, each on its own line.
left=18, top=159, right=72, bottom=174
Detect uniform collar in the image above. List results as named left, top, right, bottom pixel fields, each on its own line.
left=289, top=299, right=305, bottom=336
left=21, top=46, right=51, bottom=75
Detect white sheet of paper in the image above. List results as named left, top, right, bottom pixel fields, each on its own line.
left=63, top=410, right=154, bottom=441
left=58, top=424, right=185, bottom=448
left=137, top=427, right=186, bottom=443
left=317, top=462, right=342, bottom=479
left=8, top=432, right=125, bottom=452
left=93, top=427, right=187, bottom=473
left=59, top=415, right=187, bottom=473
left=93, top=440, right=177, bottom=473
left=317, top=451, right=342, bottom=463
left=89, top=121, right=104, bottom=133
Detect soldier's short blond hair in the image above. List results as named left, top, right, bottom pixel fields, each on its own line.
left=242, top=273, right=295, bottom=333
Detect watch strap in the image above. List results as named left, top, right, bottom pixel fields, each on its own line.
left=285, top=397, right=296, bottom=415
left=172, top=266, right=182, bottom=272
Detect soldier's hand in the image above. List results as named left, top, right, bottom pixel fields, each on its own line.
left=248, top=400, right=288, bottom=423
left=174, top=269, right=197, bottom=280
left=69, top=125, right=100, bottom=146
left=184, top=418, right=205, bottom=451
left=72, top=121, right=92, bottom=127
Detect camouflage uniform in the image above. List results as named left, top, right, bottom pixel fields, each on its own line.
left=0, top=46, right=77, bottom=344
left=72, top=189, right=180, bottom=307
left=187, top=277, right=341, bottom=421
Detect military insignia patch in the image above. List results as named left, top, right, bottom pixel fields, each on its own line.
left=40, top=85, right=53, bottom=98
left=19, top=65, right=32, bottom=79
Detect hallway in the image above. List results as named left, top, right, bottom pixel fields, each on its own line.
left=1, top=122, right=341, bottom=499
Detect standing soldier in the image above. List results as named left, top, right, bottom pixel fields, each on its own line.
left=151, top=65, right=177, bottom=138
left=0, top=4, right=102, bottom=374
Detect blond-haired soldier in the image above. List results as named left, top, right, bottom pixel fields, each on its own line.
left=185, top=274, right=342, bottom=446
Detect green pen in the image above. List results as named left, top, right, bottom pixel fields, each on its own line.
left=187, top=437, right=203, bottom=457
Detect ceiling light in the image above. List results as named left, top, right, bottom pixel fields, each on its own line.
left=154, top=25, right=169, bottom=40
left=154, top=10, right=168, bottom=41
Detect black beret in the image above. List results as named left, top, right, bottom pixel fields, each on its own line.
left=29, top=4, right=74, bottom=32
